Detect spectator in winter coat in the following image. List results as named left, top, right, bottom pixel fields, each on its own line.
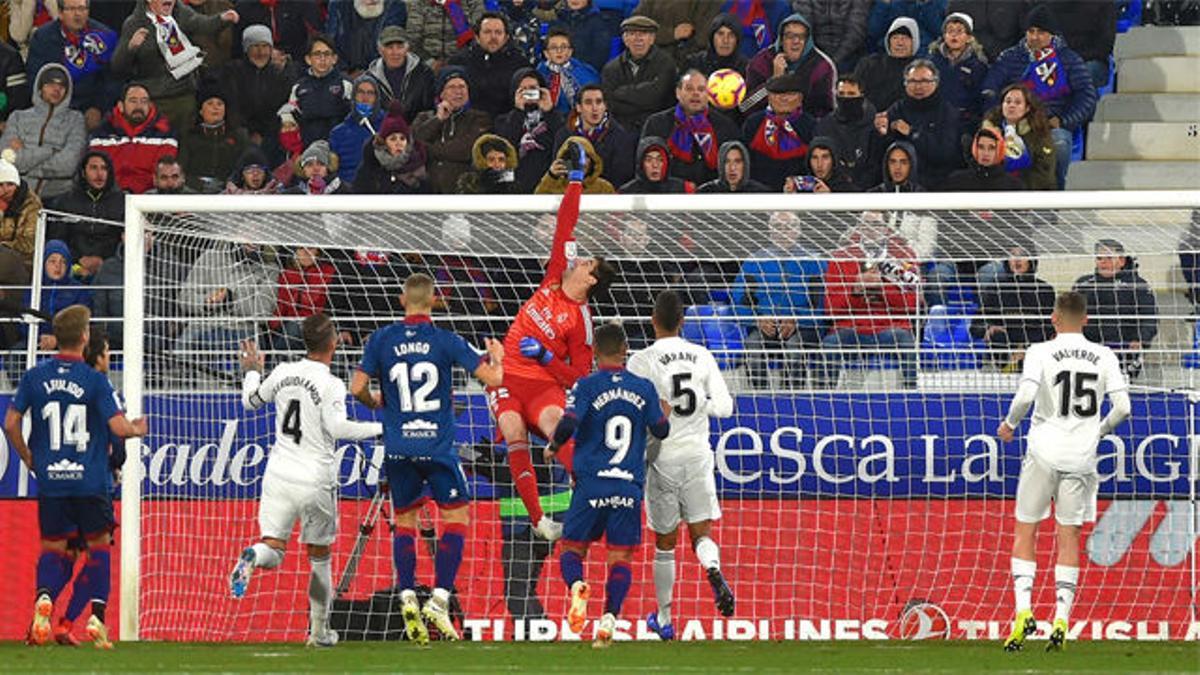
left=0, top=159, right=41, bottom=270
left=601, top=15, right=678, bottom=132
left=353, top=102, right=430, bottom=194
left=111, top=0, right=239, bottom=134
left=48, top=152, right=124, bottom=276
left=270, top=245, right=335, bottom=352
left=970, top=243, right=1055, bottom=371
left=536, top=136, right=615, bottom=194
left=222, top=24, right=298, bottom=160
left=631, top=0, right=723, bottom=66
left=406, top=0, right=485, bottom=68
left=223, top=145, right=282, bottom=194
left=685, top=13, right=749, bottom=77
left=278, top=33, right=354, bottom=148
left=814, top=74, right=877, bottom=189
left=147, top=154, right=193, bottom=194
left=866, top=0, right=947, bottom=54
left=721, top=0, right=792, bottom=58
left=325, top=0, right=407, bottom=73
left=981, top=82, right=1055, bottom=190
left=0, top=63, right=87, bottom=200
left=25, top=239, right=91, bottom=350
left=495, top=68, right=564, bottom=193
left=873, top=58, right=962, bottom=188
left=178, top=78, right=249, bottom=193
left=328, top=74, right=385, bottom=184
left=741, top=72, right=816, bottom=191
left=1072, top=238, right=1159, bottom=378
left=25, top=0, right=119, bottom=129
left=854, top=16, right=918, bottom=114
left=947, top=0, right=1026, bottom=62
left=366, top=26, right=435, bottom=119
left=697, top=139, right=769, bottom=192
left=284, top=140, right=352, bottom=194
left=619, top=135, right=694, bottom=193
left=928, top=12, right=988, bottom=130
left=867, top=139, right=922, bottom=192
left=232, top=0, right=322, bottom=62
left=410, top=66, right=492, bottom=193
left=552, top=83, right=637, bottom=188
left=177, top=239, right=278, bottom=366
left=1046, top=0, right=1117, bottom=89
left=980, top=5, right=1096, bottom=189
left=743, top=12, right=836, bottom=118
left=537, top=27, right=600, bottom=115
left=92, top=229, right=186, bottom=350
left=641, top=69, right=741, bottom=186
left=786, top=135, right=857, bottom=192
left=790, top=0, right=872, bottom=72
left=88, top=83, right=177, bottom=194
left=447, top=11, right=532, bottom=118
left=548, top=0, right=611, bottom=73
left=940, top=125, right=1024, bottom=190
left=455, top=133, right=521, bottom=194
left=0, top=42, right=33, bottom=126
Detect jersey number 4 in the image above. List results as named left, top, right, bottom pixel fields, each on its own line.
left=281, top=400, right=303, bottom=444
left=41, top=402, right=90, bottom=452
left=1054, top=370, right=1099, bottom=417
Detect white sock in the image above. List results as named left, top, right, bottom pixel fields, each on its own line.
left=1011, top=557, right=1036, bottom=613
left=252, top=542, right=283, bottom=569
left=653, top=548, right=675, bottom=625
left=1054, top=565, right=1079, bottom=623
left=308, top=555, right=332, bottom=634
left=694, top=536, right=720, bottom=571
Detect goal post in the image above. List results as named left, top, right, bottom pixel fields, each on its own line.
left=114, top=189, right=1200, bottom=643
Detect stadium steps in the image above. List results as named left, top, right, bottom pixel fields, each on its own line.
left=1068, top=25, right=1200, bottom=190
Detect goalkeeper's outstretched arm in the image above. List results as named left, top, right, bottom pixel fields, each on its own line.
left=543, top=144, right=587, bottom=285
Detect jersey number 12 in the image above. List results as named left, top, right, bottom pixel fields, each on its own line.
left=390, top=362, right=440, bottom=413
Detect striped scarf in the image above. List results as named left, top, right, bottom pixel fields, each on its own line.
left=667, top=105, right=718, bottom=170
left=749, top=106, right=807, bottom=160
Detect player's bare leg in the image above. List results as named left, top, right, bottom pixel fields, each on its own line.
left=393, top=508, right=430, bottom=645
left=230, top=537, right=285, bottom=599
left=537, top=405, right=573, bottom=472
left=559, top=541, right=591, bottom=635
left=647, top=528, right=678, bottom=641
left=1005, top=521, right=1039, bottom=652
left=1048, top=523, right=1082, bottom=652
left=30, top=538, right=71, bottom=646
left=304, top=544, right=338, bottom=648
left=421, top=504, right=467, bottom=641
left=689, top=520, right=733, bottom=617
left=594, top=548, right=634, bottom=649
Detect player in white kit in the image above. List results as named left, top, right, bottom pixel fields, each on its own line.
left=227, top=314, right=384, bottom=647
left=626, top=291, right=736, bottom=640
left=996, top=292, right=1130, bottom=652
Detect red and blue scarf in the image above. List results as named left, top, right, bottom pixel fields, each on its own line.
left=668, top=105, right=718, bottom=170
left=63, top=25, right=117, bottom=79
left=749, top=106, right=807, bottom=160
left=1023, top=47, right=1071, bottom=103
left=724, top=0, right=772, bottom=51
left=434, top=0, right=476, bottom=49
left=574, top=111, right=608, bottom=145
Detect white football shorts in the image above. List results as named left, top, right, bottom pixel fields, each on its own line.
left=1014, top=453, right=1098, bottom=526
left=258, top=473, right=338, bottom=546
left=645, top=455, right=721, bottom=534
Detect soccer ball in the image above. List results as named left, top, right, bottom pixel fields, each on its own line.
left=706, top=69, right=746, bottom=110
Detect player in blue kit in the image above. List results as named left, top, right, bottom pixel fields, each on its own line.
left=547, top=323, right=670, bottom=649
left=350, top=273, right=505, bottom=644
left=5, top=306, right=148, bottom=649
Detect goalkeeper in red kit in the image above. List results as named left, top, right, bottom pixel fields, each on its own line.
left=489, top=140, right=615, bottom=541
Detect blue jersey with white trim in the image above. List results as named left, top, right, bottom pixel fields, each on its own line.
left=359, top=318, right=481, bottom=459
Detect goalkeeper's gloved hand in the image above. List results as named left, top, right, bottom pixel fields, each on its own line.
left=565, top=141, right=588, bottom=182
left=519, top=336, right=553, bottom=365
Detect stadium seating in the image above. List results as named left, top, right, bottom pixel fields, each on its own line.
left=681, top=304, right=745, bottom=371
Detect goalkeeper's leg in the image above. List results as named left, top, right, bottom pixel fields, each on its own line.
left=498, top=412, right=546, bottom=528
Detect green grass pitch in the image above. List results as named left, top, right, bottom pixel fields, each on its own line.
left=3, top=640, right=1198, bottom=673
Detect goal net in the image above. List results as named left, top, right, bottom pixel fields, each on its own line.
left=15, top=191, right=1197, bottom=643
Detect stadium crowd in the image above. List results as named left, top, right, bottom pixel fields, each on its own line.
left=0, top=0, right=1171, bottom=387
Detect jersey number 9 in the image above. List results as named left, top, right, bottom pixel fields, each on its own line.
left=605, top=416, right=632, bottom=465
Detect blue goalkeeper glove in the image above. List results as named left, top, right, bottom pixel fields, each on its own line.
left=519, top=336, right=553, bottom=365
left=565, top=141, right=588, bottom=182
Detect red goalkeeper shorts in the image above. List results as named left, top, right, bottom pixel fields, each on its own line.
left=487, top=374, right=566, bottom=438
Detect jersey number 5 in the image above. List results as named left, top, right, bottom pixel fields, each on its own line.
left=1054, top=370, right=1099, bottom=417
left=41, top=402, right=90, bottom=452
left=670, top=373, right=698, bottom=416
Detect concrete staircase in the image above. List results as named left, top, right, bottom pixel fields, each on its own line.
left=1067, top=25, right=1200, bottom=190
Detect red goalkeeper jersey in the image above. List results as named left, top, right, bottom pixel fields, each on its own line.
left=502, top=182, right=594, bottom=388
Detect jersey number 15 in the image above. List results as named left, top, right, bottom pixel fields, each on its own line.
left=1054, top=370, right=1099, bottom=417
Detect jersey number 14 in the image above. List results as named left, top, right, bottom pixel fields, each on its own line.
left=41, top=402, right=90, bottom=452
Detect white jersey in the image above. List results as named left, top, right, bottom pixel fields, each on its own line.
left=627, top=335, right=734, bottom=465
left=1018, top=332, right=1128, bottom=473
left=243, top=359, right=383, bottom=489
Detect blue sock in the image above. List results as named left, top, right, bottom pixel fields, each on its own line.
left=66, top=546, right=111, bottom=621
left=560, top=550, right=584, bottom=590
left=36, top=551, right=73, bottom=601
left=393, top=528, right=417, bottom=591
left=434, top=523, right=466, bottom=591
left=605, top=562, right=632, bottom=616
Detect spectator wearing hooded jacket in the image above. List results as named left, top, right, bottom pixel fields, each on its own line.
left=25, top=0, right=119, bottom=128
left=741, top=72, right=816, bottom=191
left=222, top=24, right=298, bottom=159
left=25, top=239, right=91, bottom=350
left=552, top=83, right=637, bottom=188
left=223, top=145, right=282, bottom=194
left=448, top=12, right=533, bottom=118
left=743, top=12, right=836, bottom=118
left=697, top=139, right=769, bottom=192
left=325, top=0, right=407, bottom=73
left=537, top=27, right=600, bottom=116
left=928, top=11, right=987, bottom=130
left=941, top=124, right=1024, bottom=190
left=641, top=69, right=741, bottom=186
left=790, top=0, right=872, bottom=72
left=866, top=0, right=947, bottom=54
left=602, top=15, right=678, bottom=132
left=854, top=16, right=918, bottom=113
left=536, top=136, right=615, bottom=194
left=405, top=0, right=485, bottom=67
left=354, top=102, right=430, bottom=194
left=284, top=140, right=353, bottom=194
left=786, top=135, right=857, bottom=192
left=970, top=243, right=1055, bottom=371
left=867, top=139, right=921, bottom=192
left=411, top=66, right=492, bottom=194
left=814, top=73, right=876, bottom=189
left=456, top=133, right=521, bottom=194
left=366, top=26, right=435, bottom=119
left=0, top=63, right=86, bottom=200
left=88, top=82, right=177, bottom=194
left=48, top=151, right=124, bottom=276
left=981, top=82, right=1055, bottom=190
left=328, top=74, right=385, bottom=184
left=548, top=0, right=612, bottom=73
left=278, top=33, right=354, bottom=148
left=980, top=5, right=1095, bottom=189
left=685, top=13, right=749, bottom=76
left=947, top=0, right=1026, bottom=62
left=873, top=58, right=961, bottom=187
left=721, top=0, right=792, bottom=58
left=495, top=68, right=565, bottom=193
left=619, top=135, right=694, bottom=193
left=177, top=239, right=278, bottom=366
left=0, top=159, right=41, bottom=271
left=177, top=78, right=249, bottom=193
left=1072, top=238, right=1158, bottom=378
